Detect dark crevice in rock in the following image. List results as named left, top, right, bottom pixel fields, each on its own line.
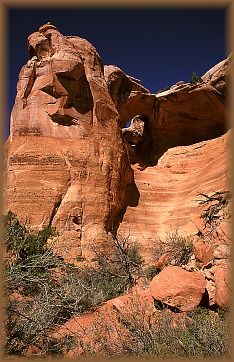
left=41, top=85, right=60, bottom=99
left=209, top=303, right=219, bottom=311
left=49, top=196, right=63, bottom=226
left=70, top=77, right=93, bottom=114
left=154, top=300, right=181, bottom=313
left=150, top=122, right=227, bottom=166
left=50, top=113, right=78, bottom=126
left=122, top=114, right=153, bottom=168
left=199, top=289, right=210, bottom=308
left=28, top=45, right=37, bottom=58
left=72, top=215, right=82, bottom=225
left=124, top=181, right=140, bottom=208
left=51, top=74, right=93, bottom=114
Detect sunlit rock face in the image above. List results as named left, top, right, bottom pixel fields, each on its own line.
left=117, top=131, right=231, bottom=263
left=4, top=23, right=134, bottom=262
left=105, top=56, right=231, bottom=263
left=4, top=22, right=231, bottom=264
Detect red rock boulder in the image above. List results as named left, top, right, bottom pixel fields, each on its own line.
left=150, top=266, right=206, bottom=311
left=193, top=239, right=215, bottom=265
left=214, top=265, right=231, bottom=309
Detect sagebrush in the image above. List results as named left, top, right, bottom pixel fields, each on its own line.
left=67, top=297, right=231, bottom=358
left=3, top=211, right=142, bottom=356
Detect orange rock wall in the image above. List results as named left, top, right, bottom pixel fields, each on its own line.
left=4, top=24, right=231, bottom=263
left=118, top=131, right=231, bottom=262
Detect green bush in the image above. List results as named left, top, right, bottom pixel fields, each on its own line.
left=5, top=213, right=229, bottom=359
left=4, top=211, right=54, bottom=257
left=4, top=212, right=66, bottom=355
left=190, top=71, right=202, bottom=85
left=145, top=265, right=159, bottom=281
left=82, top=300, right=231, bottom=358
left=153, top=229, right=194, bottom=268
left=94, top=234, right=143, bottom=287
left=3, top=212, right=143, bottom=357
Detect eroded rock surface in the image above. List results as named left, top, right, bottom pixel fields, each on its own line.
left=4, top=23, right=231, bottom=269
left=4, top=26, right=232, bottom=357
left=214, top=265, right=231, bottom=309
left=118, top=130, right=231, bottom=263
left=4, top=23, right=134, bottom=261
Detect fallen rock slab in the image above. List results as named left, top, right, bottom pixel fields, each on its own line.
left=193, top=239, right=215, bottom=265
left=150, top=266, right=206, bottom=311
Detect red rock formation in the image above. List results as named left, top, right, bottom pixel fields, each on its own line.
left=192, top=240, right=215, bottom=266
left=202, top=53, right=232, bottom=103
left=105, top=55, right=231, bottom=262
left=149, top=266, right=206, bottom=312
left=4, top=24, right=231, bottom=268
left=118, top=131, right=231, bottom=263
left=49, top=286, right=156, bottom=357
left=4, top=24, right=231, bottom=359
left=4, top=23, right=133, bottom=262
left=214, top=265, right=231, bottom=309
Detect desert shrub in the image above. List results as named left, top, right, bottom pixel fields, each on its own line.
left=3, top=212, right=67, bottom=355
left=94, top=234, right=143, bottom=287
left=197, top=191, right=231, bottom=228
left=153, top=229, right=193, bottom=268
left=59, top=263, right=132, bottom=312
left=80, top=299, right=231, bottom=359
left=4, top=212, right=230, bottom=358
left=145, top=265, right=159, bottom=281
left=4, top=210, right=55, bottom=262
left=183, top=306, right=231, bottom=357
left=194, top=190, right=232, bottom=246
left=154, top=307, right=230, bottom=358
left=190, top=71, right=202, bottom=85
left=3, top=212, right=143, bottom=357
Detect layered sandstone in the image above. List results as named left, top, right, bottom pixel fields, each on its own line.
left=4, top=26, right=232, bottom=357
left=4, top=23, right=133, bottom=261
left=4, top=23, right=231, bottom=265
left=118, top=130, right=231, bottom=262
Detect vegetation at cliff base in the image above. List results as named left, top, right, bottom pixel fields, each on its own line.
left=3, top=211, right=231, bottom=358
left=3, top=211, right=142, bottom=356
left=79, top=302, right=230, bottom=358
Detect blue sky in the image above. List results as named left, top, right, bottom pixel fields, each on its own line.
left=6, top=7, right=227, bottom=140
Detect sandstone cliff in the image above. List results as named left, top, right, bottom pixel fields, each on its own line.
left=4, top=23, right=232, bottom=358
left=4, top=23, right=231, bottom=264
left=4, top=23, right=135, bottom=262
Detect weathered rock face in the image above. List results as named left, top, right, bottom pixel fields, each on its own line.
left=105, top=54, right=231, bottom=259
left=214, top=265, right=231, bottom=309
left=4, top=24, right=232, bottom=359
left=118, top=130, right=231, bottom=263
left=4, top=23, right=231, bottom=266
left=201, top=53, right=232, bottom=103
left=4, top=23, right=134, bottom=261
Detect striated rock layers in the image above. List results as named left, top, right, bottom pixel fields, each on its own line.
left=4, top=23, right=231, bottom=263
left=4, top=23, right=135, bottom=261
